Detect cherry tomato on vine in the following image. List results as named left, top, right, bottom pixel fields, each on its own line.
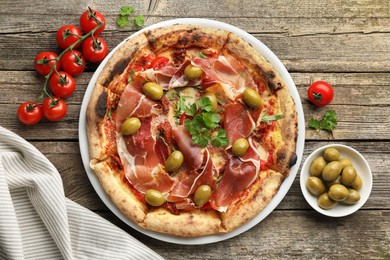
left=56, top=25, right=83, bottom=49
left=17, top=102, right=43, bottom=125
left=82, top=36, right=108, bottom=63
left=34, top=52, right=60, bottom=76
left=149, top=56, right=169, bottom=70
left=80, top=8, right=106, bottom=35
left=49, top=71, right=76, bottom=98
left=60, top=50, right=86, bottom=76
left=42, top=97, right=67, bottom=121
left=307, top=81, right=334, bottom=107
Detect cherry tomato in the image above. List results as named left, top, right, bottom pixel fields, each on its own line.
left=42, top=97, right=67, bottom=121
left=149, top=56, right=169, bottom=70
left=307, top=81, right=334, bottom=106
left=60, top=50, right=86, bottom=76
left=79, top=8, right=106, bottom=35
left=34, top=51, right=60, bottom=76
left=82, top=36, right=108, bottom=63
left=17, top=102, right=42, bottom=125
left=49, top=71, right=76, bottom=98
left=56, top=25, right=83, bottom=49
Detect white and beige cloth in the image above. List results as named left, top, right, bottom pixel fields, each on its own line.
left=0, top=126, right=164, bottom=260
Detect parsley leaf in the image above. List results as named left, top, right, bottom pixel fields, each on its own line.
left=185, top=103, right=197, bottom=116
left=309, top=110, right=337, bottom=131
left=198, top=97, right=213, bottom=112
left=192, top=129, right=210, bottom=147
left=202, top=112, right=220, bottom=129
left=120, top=6, right=135, bottom=16
left=134, top=15, right=145, bottom=28
left=174, top=95, right=186, bottom=116
left=116, top=15, right=129, bottom=28
left=211, top=129, right=229, bottom=147
left=127, top=69, right=135, bottom=83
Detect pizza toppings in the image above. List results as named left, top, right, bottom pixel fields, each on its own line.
left=121, top=117, right=141, bottom=135
left=193, top=185, right=212, bottom=207
left=243, top=88, right=262, bottom=108
left=222, top=103, right=255, bottom=145
left=142, top=82, right=164, bottom=100
left=231, top=138, right=250, bottom=157
left=145, top=189, right=166, bottom=206
left=165, top=150, right=184, bottom=173
left=183, top=64, right=204, bottom=80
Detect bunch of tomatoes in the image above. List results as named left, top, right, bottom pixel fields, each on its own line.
left=18, top=8, right=108, bottom=125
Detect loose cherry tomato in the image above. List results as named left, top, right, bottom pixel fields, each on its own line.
left=17, top=102, right=42, bottom=125
left=307, top=81, right=334, bottom=106
left=34, top=51, right=60, bottom=76
left=56, top=25, right=83, bottom=49
left=80, top=8, right=106, bottom=35
left=60, top=50, right=86, bottom=76
left=42, top=97, right=67, bottom=121
left=149, top=56, right=169, bottom=70
left=82, top=36, right=108, bottom=63
left=49, top=71, right=76, bottom=98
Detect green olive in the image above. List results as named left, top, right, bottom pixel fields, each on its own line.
left=351, top=174, right=363, bottom=191
left=322, top=161, right=342, bottom=181
left=145, top=189, right=166, bottom=206
left=325, top=175, right=341, bottom=188
left=232, top=138, right=250, bottom=157
left=323, top=147, right=340, bottom=162
left=318, top=193, right=337, bottom=209
left=184, top=65, right=203, bottom=80
left=309, top=157, right=327, bottom=177
left=343, top=188, right=361, bottom=204
left=194, top=185, right=212, bottom=207
left=341, top=166, right=357, bottom=186
left=121, top=117, right=141, bottom=135
left=328, top=184, right=349, bottom=201
left=165, top=150, right=184, bottom=173
left=243, top=88, right=262, bottom=108
left=306, top=176, right=326, bottom=196
left=202, top=92, right=218, bottom=111
left=142, top=82, right=163, bottom=101
left=339, top=158, right=353, bottom=170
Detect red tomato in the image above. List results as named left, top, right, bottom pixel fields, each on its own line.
left=34, top=51, right=60, bottom=76
left=149, top=56, right=169, bottom=70
left=56, top=25, right=83, bottom=49
left=49, top=71, right=76, bottom=98
left=307, top=81, right=334, bottom=106
left=42, top=97, right=67, bottom=121
left=79, top=8, right=106, bottom=35
left=60, top=50, right=86, bottom=76
left=17, top=102, right=42, bottom=125
left=82, top=36, right=108, bottom=63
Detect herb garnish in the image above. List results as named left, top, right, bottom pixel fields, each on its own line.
left=260, top=111, right=285, bottom=125
left=116, top=6, right=144, bottom=28
left=183, top=97, right=229, bottom=147
left=309, top=110, right=337, bottom=131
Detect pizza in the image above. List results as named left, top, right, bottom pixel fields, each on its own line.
left=86, top=24, right=298, bottom=237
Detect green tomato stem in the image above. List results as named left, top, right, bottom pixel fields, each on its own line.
left=40, top=21, right=105, bottom=102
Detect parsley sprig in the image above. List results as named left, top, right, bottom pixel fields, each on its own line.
left=309, top=110, right=337, bottom=131
left=116, top=6, right=145, bottom=28
left=183, top=97, right=229, bottom=148
left=260, top=111, right=284, bottom=125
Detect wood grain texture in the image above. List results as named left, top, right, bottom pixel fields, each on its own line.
left=1, top=0, right=390, bottom=258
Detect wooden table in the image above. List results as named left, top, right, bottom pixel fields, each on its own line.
left=1, top=0, right=389, bottom=258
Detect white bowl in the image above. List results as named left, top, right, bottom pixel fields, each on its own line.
left=300, top=144, right=372, bottom=217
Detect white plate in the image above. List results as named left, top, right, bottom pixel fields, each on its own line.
left=78, top=18, right=305, bottom=245
left=300, top=144, right=372, bottom=217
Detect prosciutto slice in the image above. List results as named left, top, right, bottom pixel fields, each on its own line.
left=222, top=103, right=256, bottom=146
left=117, top=117, right=175, bottom=193
left=210, top=138, right=261, bottom=212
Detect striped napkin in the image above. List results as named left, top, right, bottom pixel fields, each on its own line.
left=0, top=126, right=164, bottom=260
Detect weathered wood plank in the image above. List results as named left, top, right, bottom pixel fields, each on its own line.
left=32, top=141, right=390, bottom=211
left=1, top=30, right=390, bottom=72
left=96, top=210, right=390, bottom=259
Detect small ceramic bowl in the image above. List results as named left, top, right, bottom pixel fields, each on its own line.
left=300, top=144, right=372, bottom=217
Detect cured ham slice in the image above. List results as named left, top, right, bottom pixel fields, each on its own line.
left=172, top=125, right=204, bottom=170
left=115, top=80, right=162, bottom=127
left=210, top=138, right=261, bottom=212
left=117, top=117, right=175, bottom=194
left=222, top=103, right=256, bottom=146
left=168, top=149, right=217, bottom=202
left=192, top=55, right=257, bottom=100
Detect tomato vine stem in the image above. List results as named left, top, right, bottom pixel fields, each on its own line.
left=39, top=21, right=105, bottom=102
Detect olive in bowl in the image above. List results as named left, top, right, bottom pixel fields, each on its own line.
left=300, top=144, right=372, bottom=217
